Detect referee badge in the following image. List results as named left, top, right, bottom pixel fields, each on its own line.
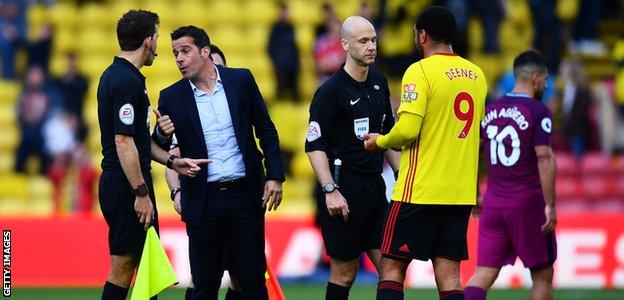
left=307, top=121, right=321, bottom=142
left=119, top=103, right=134, bottom=125
left=354, top=117, right=369, bottom=140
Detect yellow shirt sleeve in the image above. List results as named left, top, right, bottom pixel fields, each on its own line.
left=397, top=62, right=429, bottom=117
left=377, top=112, right=423, bottom=149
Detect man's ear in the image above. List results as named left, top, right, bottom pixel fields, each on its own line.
left=341, top=38, right=349, bottom=52
left=201, top=46, right=210, bottom=59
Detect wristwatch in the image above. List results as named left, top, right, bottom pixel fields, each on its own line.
left=170, top=188, right=181, bottom=201
left=322, top=182, right=338, bottom=193
left=133, top=183, right=149, bottom=197
left=166, top=154, right=178, bottom=169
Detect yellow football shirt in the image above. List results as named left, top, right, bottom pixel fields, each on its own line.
left=393, top=53, right=487, bottom=205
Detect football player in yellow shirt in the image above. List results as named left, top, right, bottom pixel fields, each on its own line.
left=364, top=6, right=487, bottom=300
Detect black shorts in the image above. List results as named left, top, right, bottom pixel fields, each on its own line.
left=99, top=169, right=159, bottom=256
left=316, top=171, right=388, bottom=261
left=381, top=201, right=471, bottom=262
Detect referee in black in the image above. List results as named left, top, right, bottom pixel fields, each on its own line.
left=97, top=10, right=209, bottom=300
left=306, top=16, right=400, bottom=300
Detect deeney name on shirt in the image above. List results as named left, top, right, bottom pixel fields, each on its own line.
left=444, top=67, right=479, bottom=82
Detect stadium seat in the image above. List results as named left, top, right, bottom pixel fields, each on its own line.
left=48, top=2, right=78, bottom=29
left=581, top=175, right=618, bottom=200
left=555, top=152, right=577, bottom=175
left=579, top=152, right=615, bottom=175
left=290, top=1, right=321, bottom=27
left=291, top=152, right=314, bottom=180
left=0, top=103, right=16, bottom=127
left=79, top=3, right=115, bottom=29
left=555, top=177, right=581, bottom=199
left=0, top=152, right=14, bottom=174
left=245, top=0, right=278, bottom=27
left=0, top=127, right=18, bottom=152
left=0, top=80, right=20, bottom=104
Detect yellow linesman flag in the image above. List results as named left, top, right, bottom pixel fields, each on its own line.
left=130, top=227, right=178, bottom=300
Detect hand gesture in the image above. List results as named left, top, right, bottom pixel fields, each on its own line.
left=172, top=157, right=211, bottom=177
left=541, top=205, right=557, bottom=233
left=325, top=190, right=350, bottom=222
left=134, top=195, right=155, bottom=230
left=363, top=133, right=381, bottom=151
left=262, top=180, right=283, bottom=211
left=173, top=191, right=182, bottom=215
left=471, top=196, right=483, bottom=218
left=153, top=109, right=175, bottom=138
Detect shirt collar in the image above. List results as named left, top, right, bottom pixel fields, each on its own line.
left=188, top=65, right=222, bottom=97
left=113, top=56, right=145, bottom=81
left=505, top=92, right=531, bottom=98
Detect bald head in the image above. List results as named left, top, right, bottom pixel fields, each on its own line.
left=341, top=16, right=375, bottom=40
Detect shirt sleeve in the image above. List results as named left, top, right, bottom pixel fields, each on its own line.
left=381, top=78, right=395, bottom=135
left=397, top=62, right=429, bottom=117
left=111, top=78, right=140, bottom=136
left=305, top=84, right=337, bottom=153
left=533, top=104, right=553, bottom=146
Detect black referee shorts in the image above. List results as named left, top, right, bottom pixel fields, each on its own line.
left=99, top=169, right=159, bottom=256
left=315, top=170, right=388, bottom=261
left=380, top=201, right=471, bottom=262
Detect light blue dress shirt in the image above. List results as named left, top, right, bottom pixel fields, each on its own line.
left=189, top=67, right=246, bottom=182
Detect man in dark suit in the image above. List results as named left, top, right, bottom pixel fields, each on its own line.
left=152, top=25, right=284, bottom=300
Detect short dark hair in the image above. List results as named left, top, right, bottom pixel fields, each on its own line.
left=513, top=50, right=549, bottom=80
left=116, top=10, right=159, bottom=51
left=171, top=25, right=211, bottom=51
left=415, top=6, right=457, bottom=44
left=210, top=44, right=226, bottom=66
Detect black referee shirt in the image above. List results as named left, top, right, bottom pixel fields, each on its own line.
left=97, top=57, right=152, bottom=171
left=305, top=66, right=394, bottom=174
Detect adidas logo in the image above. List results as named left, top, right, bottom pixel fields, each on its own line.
left=399, top=244, right=410, bottom=253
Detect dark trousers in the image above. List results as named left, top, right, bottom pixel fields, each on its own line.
left=14, top=125, right=49, bottom=174
left=275, top=68, right=299, bottom=101
left=187, top=185, right=267, bottom=300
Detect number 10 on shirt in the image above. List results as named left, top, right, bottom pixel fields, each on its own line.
left=453, top=92, right=474, bottom=139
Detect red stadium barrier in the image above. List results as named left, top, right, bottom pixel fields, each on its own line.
left=1, top=213, right=623, bottom=288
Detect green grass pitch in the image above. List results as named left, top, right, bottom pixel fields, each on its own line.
left=8, top=285, right=624, bottom=299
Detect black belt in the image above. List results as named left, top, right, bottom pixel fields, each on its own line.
left=207, top=178, right=247, bottom=191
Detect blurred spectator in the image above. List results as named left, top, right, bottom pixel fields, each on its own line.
left=44, top=110, right=77, bottom=214
left=470, top=0, right=503, bottom=54
left=378, top=4, right=415, bottom=78
left=0, top=0, right=26, bottom=79
left=560, top=59, right=593, bottom=160
left=54, top=53, right=89, bottom=143
left=529, top=0, right=561, bottom=73
left=14, top=65, right=56, bottom=174
left=27, top=24, right=53, bottom=74
left=268, top=3, right=300, bottom=101
left=569, top=0, right=606, bottom=56
left=72, top=147, right=98, bottom=215
left=436, top=0, right=469, bottom=57
left=314, top=3, right=339, bottom=39
left=313, top=19, right=345, bottom=82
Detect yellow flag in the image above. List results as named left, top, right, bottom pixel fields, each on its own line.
left=130, top=227, right=178, bottom=300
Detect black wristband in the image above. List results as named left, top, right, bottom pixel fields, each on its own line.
left=133, top=183, right=149, bottom=197
left=170, top=188, right=181, bottom=201
left=166, top=155, right=178, bottom=169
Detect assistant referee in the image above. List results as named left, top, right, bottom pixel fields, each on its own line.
left=97, top=10, right=208, bottom=300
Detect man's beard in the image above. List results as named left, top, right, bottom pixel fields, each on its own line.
left=535, top=88, right=544, bottom=101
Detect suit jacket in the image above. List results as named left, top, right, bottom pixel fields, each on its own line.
left=153, top=65, right=285, bottom=225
